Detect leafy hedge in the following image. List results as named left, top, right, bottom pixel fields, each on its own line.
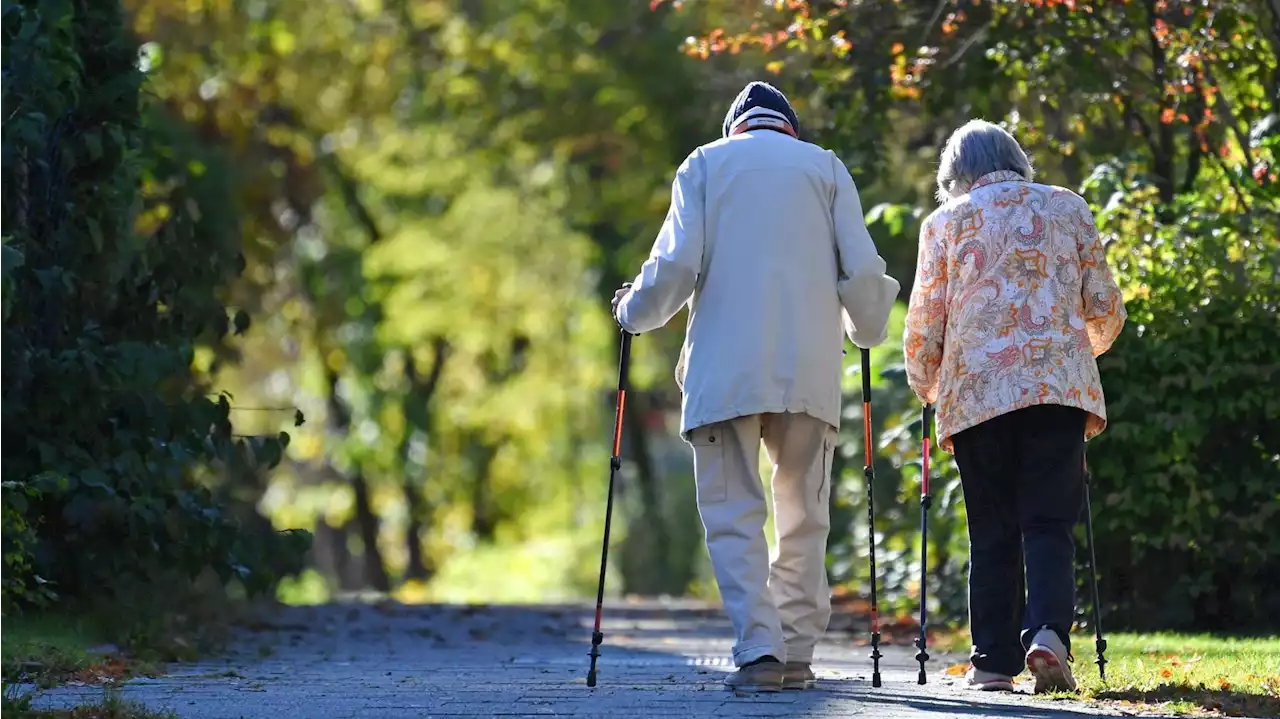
left=827, top=143, right=1280, bottom=632
left=1084, top=141, right=1280, bottom=631
left=1, top=0, right=309, bottom=612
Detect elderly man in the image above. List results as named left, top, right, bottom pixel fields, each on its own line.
left=905, top=120, right=1126, bottom=693
left=610, top=81, right=899, bottom=692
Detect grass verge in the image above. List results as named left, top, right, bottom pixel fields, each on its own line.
left=941, top=630, right=1280, bottom=717
left=3, top=686, right=177, bottom=718
left=2, top=580, right=256, bottom=718
left=1071, top=633, right=1280, bottom=718
left=0, top=612, right=171, bottom=689
left=1, top=614, right=108, bottom=688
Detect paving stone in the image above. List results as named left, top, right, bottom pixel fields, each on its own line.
left=26, top=601, right=1152, bottom=718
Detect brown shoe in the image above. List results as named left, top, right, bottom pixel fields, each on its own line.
left=782, top=662, right=816, bottom=690
left=724, top=659, right=784, bottom=693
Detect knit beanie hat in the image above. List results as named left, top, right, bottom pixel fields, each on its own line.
left=721, top=81, right=801, bottom=139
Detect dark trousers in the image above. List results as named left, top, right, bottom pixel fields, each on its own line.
left=952, top=404, right=1086, bottom=677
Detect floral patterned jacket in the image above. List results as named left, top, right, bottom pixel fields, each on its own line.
left=904, top=170, right=1127, bottom=451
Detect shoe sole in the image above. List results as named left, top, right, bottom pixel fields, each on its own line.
left=967, top=680, right=1014, bottom=692
left=727, top=684, right=782, bottom=694
left=1027, top=647, right=1077, bottom=693
left=782, top=679, right=815, bottom=690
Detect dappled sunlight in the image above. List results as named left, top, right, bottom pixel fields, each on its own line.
left=3, top=0, right=1276, bottom=717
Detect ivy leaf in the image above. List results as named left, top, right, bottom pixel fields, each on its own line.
left=232, top=310, right=251, bottom=336
left=1, top=243, right=24, bottom=276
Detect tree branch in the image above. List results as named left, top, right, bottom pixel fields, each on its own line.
left=1202, top=65, right=1256, bottom=170
left=1181, top=83, right=1207, bottom=194
left=407, top=336, right=450, bottom=399
left=1145, top=0, right=1176, bottom=205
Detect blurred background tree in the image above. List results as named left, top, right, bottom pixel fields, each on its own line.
left=3, top=0, right=1276, bottom=635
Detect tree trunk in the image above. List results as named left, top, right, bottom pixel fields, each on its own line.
left=399, top=339, right=449, bottom=581
left=1146, top=0, right=1176, bottom=208
left=470, top=441, right=498, bottom=542
left=624, top=390, right=677, bottom=594
left=401, top=479, right=430, bottom=581
left=325, top=369, right=390, bottom=592
left=350, top=471, right=390, bottom=592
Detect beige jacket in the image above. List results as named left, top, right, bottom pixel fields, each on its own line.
left=616, top=131, right=900, bottom=436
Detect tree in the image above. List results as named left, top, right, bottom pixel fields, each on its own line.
left=658, top=0, right=1280, bottom=628
left=1, top=0, right=309, bottom=612
left=124, top=0, right=721, bottom=599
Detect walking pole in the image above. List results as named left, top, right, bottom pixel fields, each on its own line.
left=915, top=404, right=933, bottom=685
left=859, top=349, right=884, bottom=688
left=586, top=330, right=634, bottom=688
left=1082, top=450, right=1108, bottom=681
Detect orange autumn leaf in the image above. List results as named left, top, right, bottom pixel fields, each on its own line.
left=1161, top=668, right=1174, bottom=678
left=891, top=42, right=904, bottom=54
left=1160, top=107, right=1176, bottom=124
left=945, top=663, right=968, bottom=677
left=1218, top=677, right=1233, bottom=691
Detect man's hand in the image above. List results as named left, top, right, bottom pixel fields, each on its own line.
left=610, top=283, right=632, bottom=321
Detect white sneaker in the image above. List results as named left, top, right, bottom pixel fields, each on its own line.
left=965, top=666, right=1014, bottom=692
left=1026, top=628, right=1078, bottom=693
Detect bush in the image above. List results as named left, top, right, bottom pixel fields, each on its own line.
left=1084, top=146, right=1280, bottom=630
left=1, top=0, right=309, bottom=610
left=827, top=145, right=1280, bottom=632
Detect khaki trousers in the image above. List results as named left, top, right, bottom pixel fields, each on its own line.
left=688, top=412, right=837, bottom=666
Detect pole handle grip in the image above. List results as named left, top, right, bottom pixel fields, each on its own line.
left=617, top=331, right=634, bottom=391
left=860, top=348, right=872, bottom=397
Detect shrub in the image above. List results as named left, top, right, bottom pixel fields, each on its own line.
left=1084, top=145, right=1280, bottom=630
left=1, top=0, right=309, bottom=609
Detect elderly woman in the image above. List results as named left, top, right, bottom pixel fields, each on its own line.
left=904, top=120, right=1126, bottom=693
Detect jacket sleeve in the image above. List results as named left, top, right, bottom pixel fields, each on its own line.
left=831, top=153, right=901, bottom=348
left=904, top=215, right=947, bottom=404
left=616, top=152, right=706, bottom=335
left=1075, top=200, right=1127, bottom=356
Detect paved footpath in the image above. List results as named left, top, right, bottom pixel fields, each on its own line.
left=31, top=599, right=1159, bottom=718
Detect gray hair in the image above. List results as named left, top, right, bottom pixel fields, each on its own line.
left=935, top=120, right=1034, bottom=203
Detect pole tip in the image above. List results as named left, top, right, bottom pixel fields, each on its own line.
left=871, top=673, right=882, bottom=688
left=586, top=671, right=597, bottom=688
left=918, top=670, right=927, bottom=685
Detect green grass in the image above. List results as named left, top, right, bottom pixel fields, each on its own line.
left=1, top=614, right=107, bottom=687
left=1, top=611, right=172, bottom=717
left=1, top=610, right=202, bottom=719
left=940, top=629, right=1280, bottom=717
left=1071, top=633, right=1280, bottom=718
left=3, top=686, right=178, bottom=718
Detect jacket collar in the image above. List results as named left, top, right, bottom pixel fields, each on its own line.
left=969, top=170, right=1027, bottom=191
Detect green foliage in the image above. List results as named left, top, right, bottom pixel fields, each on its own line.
left=660, top=0, right=1280, bottom=632
left=826, top=305, right=969, bottom=622
left=42, top=0, right=1269, bottom=630
left=0, top=0, right=309, bottom=610
left=121, top=0, right=723, bottom=599
left=1083, top=131, right=1280, bottom=630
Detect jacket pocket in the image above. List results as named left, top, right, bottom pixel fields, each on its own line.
left=690, top=424, right=728, bottom=505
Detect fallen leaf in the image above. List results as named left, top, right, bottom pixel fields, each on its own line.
left=945, top=663, right=968, bottom=677
left=1161, top=668, right=1173, bottom=678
